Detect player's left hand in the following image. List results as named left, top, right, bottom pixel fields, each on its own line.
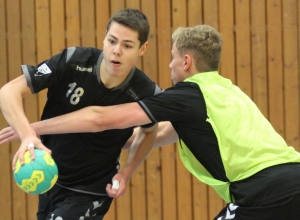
left=12, top=135, right=51, bottom=170
left=106, top=173, right=128, bottom=198
left=0, top=126, right=19, bottom=145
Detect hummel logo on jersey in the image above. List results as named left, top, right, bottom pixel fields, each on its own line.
left=35, top=63, right=52, bottom=76
left=126, top=87, right=139, bottom=101
left=76, top=65, right=93, bottom=73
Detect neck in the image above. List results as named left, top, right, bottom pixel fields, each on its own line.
left=99, top=59, right=127, bottom=89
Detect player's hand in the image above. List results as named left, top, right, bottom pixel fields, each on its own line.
left=12, top=136, right=51, bottom=170
left=106, top=173, right=128, bottom=198
left=0, top=126, right=19, bottom=145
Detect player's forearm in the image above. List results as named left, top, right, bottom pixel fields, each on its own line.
left=121, top=125, right=158, bottom=178
left=122, top=127, right=138, bottom=150
left=34, top=103, right=152, bottom=135
left=0, top=80, right=36, bottom=140
left=153, top=121, right=178, bottom=147
left=31, top=106, right=107, bottom=135
left=122, top=121, right=178, bottom=150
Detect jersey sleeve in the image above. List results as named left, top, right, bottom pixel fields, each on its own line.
left=139, top=84, right=162, bottom=128
left=138, top=83, right=197, bottom=123
left=21, top=48, right=73, bottom=94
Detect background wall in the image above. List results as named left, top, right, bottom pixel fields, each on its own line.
left=0, top=0, right=299, bottom=219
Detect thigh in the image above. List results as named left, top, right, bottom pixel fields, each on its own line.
left=46, top=193, right=113, bottom=220
left=214, top=194, right=300, bottom=220
left=37, top=193, right=52, bottom=220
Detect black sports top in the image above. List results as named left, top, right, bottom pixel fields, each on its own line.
left=22, top=47, right=161, bottom=195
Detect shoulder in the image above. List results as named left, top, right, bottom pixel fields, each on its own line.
left=131, top=68, right=159, bottom=87
left=62, top=47, right=102, bottom=63
left=149, top=82, right=204, bottom=105
left=130, top=68, right=161, bottom=94
left=132, top=68, right=153, bottom=81
left=139, top=82, right=204, bottom=119
left=165, top=82, right=201, bottom=95
left=115, top=68, right=161, bottom=100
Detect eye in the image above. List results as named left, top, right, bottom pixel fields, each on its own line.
left=124, top=44, right=133, bottom=49
left=108, top=39, right=116, bottom=44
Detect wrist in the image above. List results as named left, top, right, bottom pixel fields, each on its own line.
left=18, top=127, right=37, bottom=142
left=119, top=167, right=134, bottom=181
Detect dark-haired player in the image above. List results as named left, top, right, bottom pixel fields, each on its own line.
left=0, top=9, right=160, bottom=220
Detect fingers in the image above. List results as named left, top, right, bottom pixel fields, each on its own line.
left=111, top=180, right=120, bottom=195
left=112, top=180, right=120, bottom=190
left=106, top=183, right=119, bottom=197
left=36, top=141, right=52, bottom=155
left=12, top=142, right=35, bottom=170
left=0, top=136, right=15, bottom=145
left=25, top=139, right=51, bottom=160
left=106, top=179, right=124, bottom=198
left=27, top=143, right=35, bottom=161
left=12, top=150, right=20, bottom=170
left=12, top=138, right=52, bottom=170
left=12, top=147, right=27, bottom=170
left=0, top=127, right=18, bottom=145
left=0, top=126, right=12, bottom=136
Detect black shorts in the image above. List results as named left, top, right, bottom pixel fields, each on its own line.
left=214, top=193, right=300, bottom=220
left=37, top=184, right=113, bottom=220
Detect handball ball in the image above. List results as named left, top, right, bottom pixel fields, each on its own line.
left=13, top=149, right=58, bottom=194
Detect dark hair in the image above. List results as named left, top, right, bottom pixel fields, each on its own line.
left=106, top=9, right=150, bottom=47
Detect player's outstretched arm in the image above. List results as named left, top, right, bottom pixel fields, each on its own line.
left=0, top=109, right=178, bottom=151
left=0, top=102, right=178, bottom=150
left=21, top=103, right=152, bottom=135
left=106, top=123, right=158, bottom=198
left=0, top=75, right=51, bottom=169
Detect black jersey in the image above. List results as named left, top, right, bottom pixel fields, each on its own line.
left=21, top=47, right=161, bottom=195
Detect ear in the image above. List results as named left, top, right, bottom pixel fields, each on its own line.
left=138, top=42, right=149, bottom=56
left=103, top=30, right=108, bottom=44
left=183, top=54, right=192, bottom=70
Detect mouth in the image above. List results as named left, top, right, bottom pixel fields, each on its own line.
left=111, top=60, right=121, bottom=65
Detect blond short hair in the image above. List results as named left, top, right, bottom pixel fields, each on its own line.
left=172, top=25, right=222, bottom=72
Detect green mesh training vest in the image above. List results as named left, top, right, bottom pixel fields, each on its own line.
left=178, top=71, right=300, bottom=202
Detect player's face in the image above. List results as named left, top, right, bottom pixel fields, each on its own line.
left=103, top=22, right=147, bottom=78
left=169, top=43, right=186, bottom=85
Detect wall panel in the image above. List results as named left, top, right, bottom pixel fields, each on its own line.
left=0, top=0, right=11, bottom=219
left=267, top=0, right=284, bottom=138
left=21, top=0, right=39, bottom=219
left=251, top=0, right=268, bottom=116
left=6, top=0, right=26, bottom=219
left=282, top=0, right=300, bottom=151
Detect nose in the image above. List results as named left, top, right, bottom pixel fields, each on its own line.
left=113, top=44, right=121, bottom=56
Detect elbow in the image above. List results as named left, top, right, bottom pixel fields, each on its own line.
left=90, top=117, right=105, bottom=132
left=0, top=85, right=8, bottom=108
left=84, top=107, right=108, bottom=132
